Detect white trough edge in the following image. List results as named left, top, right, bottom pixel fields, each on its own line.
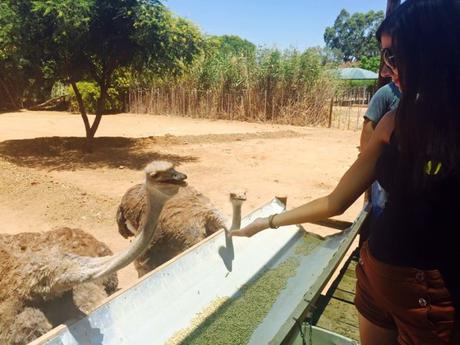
left=31, top=200, right=369, bottom=345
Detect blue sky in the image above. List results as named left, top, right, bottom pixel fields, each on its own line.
left=165, top=0, right=386, bottom=50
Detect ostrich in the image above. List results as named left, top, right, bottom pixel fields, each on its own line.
left=0, top=227, right=119, bottom=300
left=0, top=161, right=187, bottom=345
left=117, top=176, right=247, bottom=277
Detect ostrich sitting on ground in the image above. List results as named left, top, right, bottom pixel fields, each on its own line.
left=117, top=173, right=247, bottom=277
left=0, top=161, right=186, bottom=345
left=0, top=229, right=117, bottom=345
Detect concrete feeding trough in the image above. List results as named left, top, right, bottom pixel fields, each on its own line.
left=32, top=198, right=368, bottom=345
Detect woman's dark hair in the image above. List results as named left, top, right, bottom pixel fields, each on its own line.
left=375, top=11, right=392, bottom=42
left=378, top=0, right=460, bottom=188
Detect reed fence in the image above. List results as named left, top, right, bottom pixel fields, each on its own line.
left=127, top=85, right=376, bottom=131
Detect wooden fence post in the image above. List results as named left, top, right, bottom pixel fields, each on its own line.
left=264, top=90, right=268, bottom=121
left=328, top=96, right=334, bottom=128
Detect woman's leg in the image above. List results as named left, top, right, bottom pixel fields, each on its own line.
left=358, top=311, right=398, bottom=345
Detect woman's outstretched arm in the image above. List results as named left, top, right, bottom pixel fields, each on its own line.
left=231, top=112, right=395, bottom=237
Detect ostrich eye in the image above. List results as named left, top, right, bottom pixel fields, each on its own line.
left=149, top=172, right=160, bottom=179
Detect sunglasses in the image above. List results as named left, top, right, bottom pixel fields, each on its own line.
left=382, top=48, right=396, bottom=70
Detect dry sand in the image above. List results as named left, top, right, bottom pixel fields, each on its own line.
left=0, top=110, right=363, bottom=289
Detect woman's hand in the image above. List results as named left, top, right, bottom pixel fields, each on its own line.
left=230, top=217, right=270, bottom=237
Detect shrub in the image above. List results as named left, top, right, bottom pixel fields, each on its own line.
left=68, top=81, right=123, bottom=114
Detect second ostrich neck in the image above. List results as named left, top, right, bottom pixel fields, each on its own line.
left=230, top=202, right=243, bottom=230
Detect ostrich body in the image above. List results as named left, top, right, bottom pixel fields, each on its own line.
left=0, top=161, right=186, bottom=345
left=0, top=227, right=118, bottom=297
left=117, top=180, right=246, bottom=277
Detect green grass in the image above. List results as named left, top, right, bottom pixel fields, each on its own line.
left=167, top=232, right=323, bottom=345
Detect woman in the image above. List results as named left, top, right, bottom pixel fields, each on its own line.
left=231, top=1, right=460, bottom=344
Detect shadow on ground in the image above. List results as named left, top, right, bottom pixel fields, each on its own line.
left=0, top=136, right=198, bottom=171
left=0, top=130, right=308, bottom=171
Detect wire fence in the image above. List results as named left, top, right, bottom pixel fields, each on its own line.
left=330, top=86, right=376, bottom=130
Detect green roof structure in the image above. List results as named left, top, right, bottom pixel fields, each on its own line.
left=336, top=67, right=378, bottom=80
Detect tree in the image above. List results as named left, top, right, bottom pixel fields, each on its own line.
left=0, top=1, right=49, bottom=109
left=302, top=46, right=342, bottom=66
left=324, top=9, right=384, bottom=62
left=360, top=56, right=381, bottom=72
left=3, top=0, right=202, bottom=151
left=0, top=2, right=21, bottom=109
left=182, top=35, right=256, bottom=92
left=213, top=35, right=256, bottom=59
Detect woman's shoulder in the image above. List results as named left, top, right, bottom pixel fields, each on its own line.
left=374, top=111, right=395, bottom=144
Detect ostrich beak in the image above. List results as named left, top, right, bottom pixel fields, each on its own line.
left=230, top=192, right=247, bottom=201
left=171, top=170, right=187, bottom=186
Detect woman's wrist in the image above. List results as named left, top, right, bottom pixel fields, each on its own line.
left=268, top=214, right=279, bottom=229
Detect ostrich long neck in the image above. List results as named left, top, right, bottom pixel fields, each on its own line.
left=92, top=186, right=168, bottom=278
left=51, top=184, right=168, bottom=293
left=230, top=201, right=243, bottom=230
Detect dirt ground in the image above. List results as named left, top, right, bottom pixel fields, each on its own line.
left=0, top=110, right=363, bottom=289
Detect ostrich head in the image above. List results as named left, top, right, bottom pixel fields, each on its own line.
left=144, top=161, right=188, bottom=197
left=229, top=190, right=247, bottom=206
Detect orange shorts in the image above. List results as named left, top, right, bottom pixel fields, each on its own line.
left=355, top=241, right=456, bottom=345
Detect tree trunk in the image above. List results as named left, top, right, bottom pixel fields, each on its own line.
left=71, top=81, right=91, bottom=134
left=84, top=85, right=107, bottom=152
left=91, top=88, right=107, bottom=138
left=71, top=81, right=102, bottom=152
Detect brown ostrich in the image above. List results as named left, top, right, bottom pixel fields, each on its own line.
left=117, top=176, right=247, bottom=277
left=0, top=161, right=187, bottom=345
